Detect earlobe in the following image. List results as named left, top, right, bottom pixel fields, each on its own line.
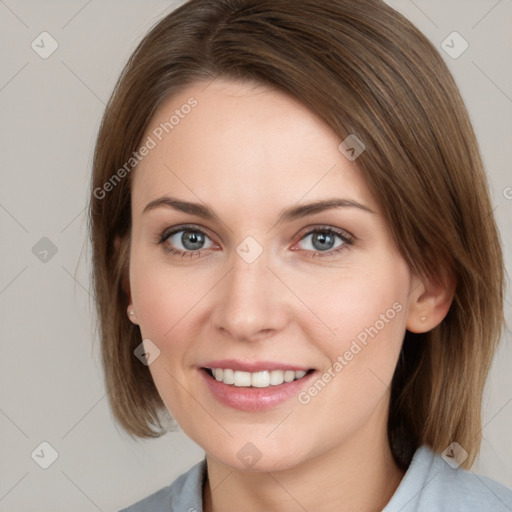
left=406, top=270, right=456, bottom=333
left=127, top=305, right=139, bottom=325
left=115, top=235, right=139, bottom=325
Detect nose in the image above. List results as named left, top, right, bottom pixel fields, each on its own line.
left=211, top=250, right=290, bottom=342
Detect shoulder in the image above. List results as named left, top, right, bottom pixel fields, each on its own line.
left=384, top=445, right=512, bottom=512
left=119, top=458, right=206, bottom=512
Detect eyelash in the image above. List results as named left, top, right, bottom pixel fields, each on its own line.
left=157, top=224, right=354, bottom=259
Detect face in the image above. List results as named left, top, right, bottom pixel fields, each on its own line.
left=127, top=78, right=418, bottom=472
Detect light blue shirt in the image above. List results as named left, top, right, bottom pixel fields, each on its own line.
left=119, top=444, right=512, bottom=511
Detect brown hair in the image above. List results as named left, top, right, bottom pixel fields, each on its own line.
left=88, top=0, right=504, bottom=470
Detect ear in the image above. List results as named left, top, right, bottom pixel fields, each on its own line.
left=115, top=235, right=139, bottom=325
left=406, top=268, right=456, bottom=333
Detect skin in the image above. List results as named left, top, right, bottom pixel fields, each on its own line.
left=126, top=78, right=454, bottom=512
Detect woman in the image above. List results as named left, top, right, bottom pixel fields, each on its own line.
left=89, top=0, right=512, bottom=510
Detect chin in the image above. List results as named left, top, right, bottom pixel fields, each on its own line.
left=206, top=441, right=307, bottom=473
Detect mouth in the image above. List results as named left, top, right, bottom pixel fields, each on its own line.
left=199, top=366, right=318, bottom=411
left=202, top=367, right=315, bottom=388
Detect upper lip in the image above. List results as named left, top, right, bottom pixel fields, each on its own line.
left=200, top=359, right=313, bottom=372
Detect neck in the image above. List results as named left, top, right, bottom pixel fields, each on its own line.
left=202, top=400, right=406, bottom=512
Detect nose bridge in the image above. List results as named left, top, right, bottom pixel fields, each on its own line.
left=211, top=244, right=288, bottom=340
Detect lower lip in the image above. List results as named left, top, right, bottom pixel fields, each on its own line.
left=199, top=368, right=317, bottom=411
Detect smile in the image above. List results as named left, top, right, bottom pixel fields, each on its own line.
left=199, top=366, right=318, bottom=411
left=205, top=368, right=312, bottom=388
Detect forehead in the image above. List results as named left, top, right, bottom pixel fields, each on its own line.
left=131, top=78, right=377, bottom=216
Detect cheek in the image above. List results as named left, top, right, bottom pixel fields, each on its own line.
left=286, top=263, right=409, bottom=449
left=129, top=253, right=221, bottom=409
left=130, top=252, right=211, bottom=341
left=129, top=257, right=208, bottom=419
left=289, top=257, right=410, bottom=382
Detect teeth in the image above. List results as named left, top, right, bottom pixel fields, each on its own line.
left=222, top=368, right=235, bottom=385
left=208, top=368, right=308, bottom=387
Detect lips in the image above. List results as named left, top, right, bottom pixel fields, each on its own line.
left=198, top=360, right=318, bottom=411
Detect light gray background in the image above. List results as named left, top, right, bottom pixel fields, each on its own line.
left=0, top=1, right=511, bottom=510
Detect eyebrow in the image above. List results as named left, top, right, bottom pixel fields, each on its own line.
left=142, top=196, right=375, bottom=223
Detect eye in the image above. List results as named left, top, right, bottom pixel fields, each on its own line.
left=158, top=225, right=216, bottom=257
left=157, top=224, right=353, bottom=259
left=294, top=227, right=353, bottom=257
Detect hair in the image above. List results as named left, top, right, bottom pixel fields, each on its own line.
left=88, top=0, right=505, bottom=471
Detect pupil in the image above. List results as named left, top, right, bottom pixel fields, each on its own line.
left=182, top=231, right=204, bottom=250
left=313, top=232, right=334, bottom=251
